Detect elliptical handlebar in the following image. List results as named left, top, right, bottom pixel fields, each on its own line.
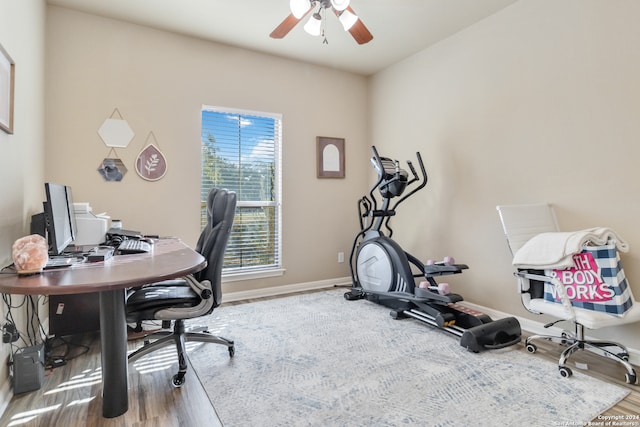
left=370, top=146, right=427, bottom=200
left=368, top=146, right=386, bottom=215
left=369, top=146, right=427, bottom=196
left=406, top=161, right=418, bottom=184
left=361, top=146, right=428, bottom=237
left=390, top=151, right=427, bottom=212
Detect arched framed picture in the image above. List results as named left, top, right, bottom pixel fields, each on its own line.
left=317, top=137, right=345, bottom=178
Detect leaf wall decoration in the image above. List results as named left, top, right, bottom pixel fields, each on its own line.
left=136, top=143, right=167, bottom=181
left=145, top=154, right=159, bottom=173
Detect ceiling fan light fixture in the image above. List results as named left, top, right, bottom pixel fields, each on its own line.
left=338, top=9, right=358, bottom=31
left=290, top=0, right=310, bottom=19
left=304, top=13, right=323, bottom=36
left=330, top=0, right=350, bottom=12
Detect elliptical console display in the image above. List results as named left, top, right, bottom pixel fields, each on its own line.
left=345, top=146, right=521, bottom=352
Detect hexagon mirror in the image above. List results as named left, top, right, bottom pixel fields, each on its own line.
left=98, top=157, right=128, bottom=182
left=98, top=118, right=134, bottom=148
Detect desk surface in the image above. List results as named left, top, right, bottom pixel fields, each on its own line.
left=0, top=237, right=207, bottom=418
left=0, top=238, right=206, bottom=295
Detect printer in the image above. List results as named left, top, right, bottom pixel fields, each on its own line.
left=73, top=202, right=110, bottom=245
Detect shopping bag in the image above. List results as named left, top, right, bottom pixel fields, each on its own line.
left=543, top=242, right=633, bottom=316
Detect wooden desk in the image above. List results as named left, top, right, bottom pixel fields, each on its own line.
left=0, top=238, right=206, bottom=418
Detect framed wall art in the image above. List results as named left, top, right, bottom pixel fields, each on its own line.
left=317, top=136, right=345, bottom=178
left=136, top=131, right=168, bottom=181
left=98, top=149, right=128, bottom=182
left=0, top=43, right=15, bottom=134
left=98, top=109, right=134, bottom=148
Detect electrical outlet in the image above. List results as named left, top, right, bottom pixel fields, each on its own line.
left=338, top=252, right=345, bottom=263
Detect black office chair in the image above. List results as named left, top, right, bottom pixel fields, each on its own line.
left=126, top=188, right=236, bottom=387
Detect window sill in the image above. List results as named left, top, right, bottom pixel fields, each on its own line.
left=222, top=268, right=286, bottom=283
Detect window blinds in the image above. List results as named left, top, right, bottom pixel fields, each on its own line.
left=201, top=106, right=282, bottom=273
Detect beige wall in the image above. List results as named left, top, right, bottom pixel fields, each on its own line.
left=0, top=0, right=46, bottom=413
left=45, top=7, right=370, bottom=293
left=0, top=2, right=46, bottom=265
left=3, top=0, right=640, bottom=413
left=370, top=0, right=640, bottom=349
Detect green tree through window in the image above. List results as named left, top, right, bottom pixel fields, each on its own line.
left=201, top=106, right=282, bottom=274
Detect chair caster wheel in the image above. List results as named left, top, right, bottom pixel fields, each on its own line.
left=625, top=372, right=637, bottom=384
left=525, top=343, right=537, bottom=354
left=172, top=373, right=186, bottom=388
left=618, top=352, right=630, bottom=362
left=228, top=346, right=235, bottom=358
left=559, top=367, right=572, bottom=378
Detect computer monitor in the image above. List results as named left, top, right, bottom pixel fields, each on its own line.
left=44, top=182, right=75, bottom=255
left=64, top=185, right=78, bottom=243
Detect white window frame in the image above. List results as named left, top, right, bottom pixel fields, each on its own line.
left=201, top=105, right=284, bottom=281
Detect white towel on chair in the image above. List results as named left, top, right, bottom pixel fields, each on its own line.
left=512, top=227, right=629, bottom=269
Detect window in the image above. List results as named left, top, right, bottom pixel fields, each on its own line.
left=201, top=105, right=282, bottom=279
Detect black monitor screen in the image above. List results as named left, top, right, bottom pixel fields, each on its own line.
left=44, top=182, right=74, bottom=255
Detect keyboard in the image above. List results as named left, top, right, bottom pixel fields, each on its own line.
left=44, top=256, right=82, bottom=269
left=117, top=239, right=152, bottom=254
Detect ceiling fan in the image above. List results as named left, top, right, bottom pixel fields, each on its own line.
left=270, top=0, right=373, bottom=45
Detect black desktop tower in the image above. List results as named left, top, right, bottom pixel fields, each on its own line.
left=49, top=293, right=100, bottom=337
left=12, top=343, right=45, bottom=394
left=30, top=212, right=46, bottom=238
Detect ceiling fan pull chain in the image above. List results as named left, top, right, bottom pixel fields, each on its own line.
left=321, top=8, right=329, bottom=44
left=321, top=6, right=328, bottom=44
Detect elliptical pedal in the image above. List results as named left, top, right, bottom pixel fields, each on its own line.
left=403, top=309, right=465, bottom=337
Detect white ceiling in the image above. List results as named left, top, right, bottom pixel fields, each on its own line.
left=46, top=0, right=517, bottom=76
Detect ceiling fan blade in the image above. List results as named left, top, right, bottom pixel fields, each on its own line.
left=270, top=7, right=312, bottom=39
left=336, top=6, right=373, bottom=45
left=270, top=14, right=301, bottom=39
left=349, top=19, right=373, bottom=45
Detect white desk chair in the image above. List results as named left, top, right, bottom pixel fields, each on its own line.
left=497, top=203, right=640, bottom=384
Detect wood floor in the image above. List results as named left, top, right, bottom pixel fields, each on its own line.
left=0, top=331, right=223, bottom=427
left=525, top=336, right=640, bottom=422
left=0, top=290, right=638, bottom=426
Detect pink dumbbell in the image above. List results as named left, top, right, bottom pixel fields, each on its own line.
left=427, top=257, right=456, bottom=266
left=417, top=281, right=450, bottom=295
left=438, top=283, right=450, bottom=295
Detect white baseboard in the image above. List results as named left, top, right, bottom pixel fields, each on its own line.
left=222, top=277, right=352, bottom=303
left=461, top=301, right=640, bottom=366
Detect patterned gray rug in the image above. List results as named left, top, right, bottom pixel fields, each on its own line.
left=189, top=289, right=629, bottom=426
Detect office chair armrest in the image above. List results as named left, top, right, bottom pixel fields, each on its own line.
left=515, top=271, right=576, bottom=321
left=147, top=275, right=211, bottom=295
left=177, top=274, right=211, bottom=299
left=152, top=276, right=214, bottom=320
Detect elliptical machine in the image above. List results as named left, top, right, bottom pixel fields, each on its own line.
left=345, top=146, right=521, bottom=352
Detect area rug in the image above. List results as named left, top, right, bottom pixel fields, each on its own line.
left=188, top=289, right=629, bottom=426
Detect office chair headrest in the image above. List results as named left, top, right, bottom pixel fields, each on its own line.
left=207, top=188, right=237, bottom=228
